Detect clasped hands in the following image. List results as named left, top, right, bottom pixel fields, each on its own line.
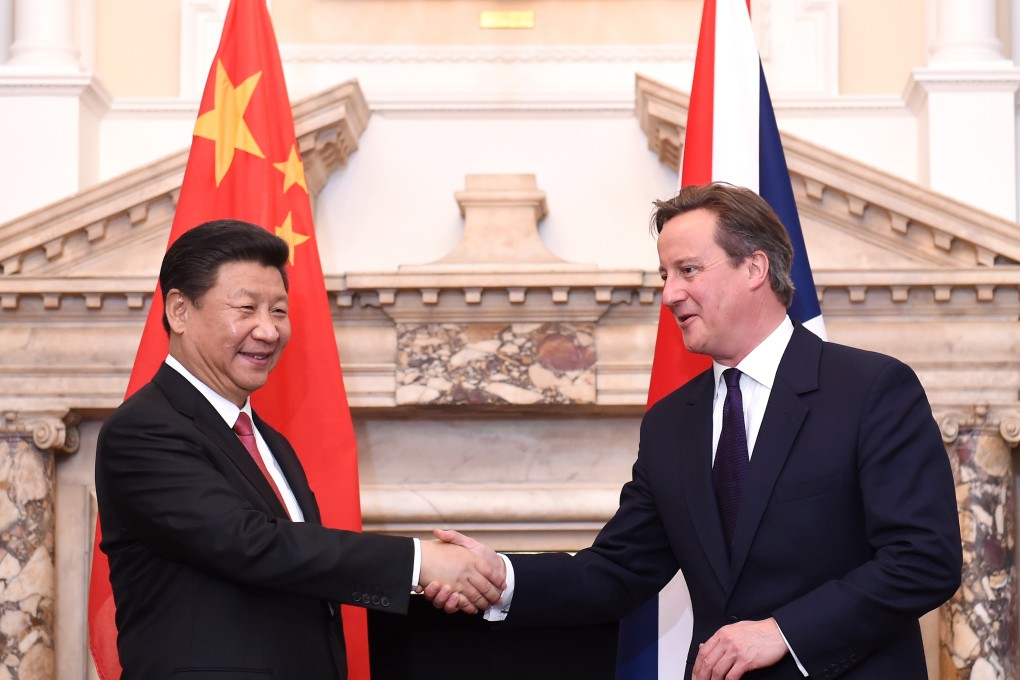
left=417, top=529, right=505, bottom=615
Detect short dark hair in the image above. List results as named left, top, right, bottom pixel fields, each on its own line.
left=650, top=182, right=795, bottom=307
left=159, top=219, right=290, bottom=333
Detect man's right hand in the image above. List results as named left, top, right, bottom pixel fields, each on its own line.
left=418, top=529, right=506, bottom=614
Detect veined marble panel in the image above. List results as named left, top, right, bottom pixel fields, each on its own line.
left=396, top=322, right=596, bottom=405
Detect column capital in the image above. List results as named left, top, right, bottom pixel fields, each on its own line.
left=0, top=409, right=81, bottom=452
left=935, top=405, right=1020, bottom=445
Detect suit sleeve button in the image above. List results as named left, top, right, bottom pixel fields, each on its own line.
left=371, top=595, right=380, bottom=605
left=381, top=597, right=391, bottom=607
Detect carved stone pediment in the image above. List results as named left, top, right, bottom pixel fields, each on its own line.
left=635, top=74, right=1020, bottom=270
left=0, top=79, right=370, bottom=279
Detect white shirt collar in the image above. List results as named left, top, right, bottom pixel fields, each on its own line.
left=164, top=354, right=252, bottom=428
left=712, top=316, right=794, bottom=392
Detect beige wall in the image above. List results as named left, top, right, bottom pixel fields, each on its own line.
left=94, top=0, right=937, bottom=98
left=97, top=0, right=180, bottom=97
left=271, top=0, right=702, bottom=45
left=839, top=0, right=926, bottom=94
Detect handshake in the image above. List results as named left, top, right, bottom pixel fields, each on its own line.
left=417, top=529, right=506, bottom=615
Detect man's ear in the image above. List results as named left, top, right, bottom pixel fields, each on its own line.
left=746, top=251, right=770, bottom=291
left=165, top=289, right=190, bottom=334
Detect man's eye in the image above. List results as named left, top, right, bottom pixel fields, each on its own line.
left=682, top=266, right=700, bottom=277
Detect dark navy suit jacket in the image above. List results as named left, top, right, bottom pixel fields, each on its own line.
left=507, top=325, right=962, bottom=679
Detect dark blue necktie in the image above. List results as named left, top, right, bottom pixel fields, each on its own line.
left=713, top=368, right=748, bottom=549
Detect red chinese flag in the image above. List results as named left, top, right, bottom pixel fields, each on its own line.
left=87, top=1, right=370, bottom=677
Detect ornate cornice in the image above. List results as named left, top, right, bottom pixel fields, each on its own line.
left=936, top=406, right=1020, bottom=445
left=0, top=79, right=370, bottom=277
left=0, top=410, right=81, bottom=453
left=2, top=266, right=1019, bottom=320
left=281, top=43, right=695, bottom=65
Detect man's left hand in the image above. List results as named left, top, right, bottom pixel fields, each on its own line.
left=692, top=617, right=788, bottom=680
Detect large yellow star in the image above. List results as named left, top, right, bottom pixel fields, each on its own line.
left=193, top=60, right=266, bottom=186
left=275, top=212, right=311, bottom=266
left=273, top=144, right=308, bottom=194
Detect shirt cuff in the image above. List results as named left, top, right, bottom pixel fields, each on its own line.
left=411, top=537, right=421, bottom=587
left=776, top=622, right=808, bottom=677
left=483, top=553, right=514, bottom=621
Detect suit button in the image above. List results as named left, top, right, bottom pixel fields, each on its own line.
left=727, top=616, right=738, bottom=624
left=352, top=593, right=362, bottom=603
left=381, top=597, right=391, bottom=607
left=371, top=595, right=380, bottom=605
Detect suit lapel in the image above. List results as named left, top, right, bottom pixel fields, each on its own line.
left=728, top=326, right=821, bottom=582
left=152, top=365, right=293, bottom=520
left=679, top=371, right=733, bottom=591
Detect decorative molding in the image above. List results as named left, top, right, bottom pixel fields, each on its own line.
left=3, top=266, right=1020, bottom=319
left=362, top=483, right=619, bottom=550
left=0, top=409, right=80, bottom=453
left=936, top=406, right=1020, bottom=445
left=0, top=79, right=370, bottom=277
left=367, top=92, right=637, bottom=114
left=280, top=43, right=695, bottom=66
left=1001, top=412, right=1020, bottom=445
left=635, top=74, right=1020, bottom=267
left=904, top=65, right=1020, bottom=115
left=0, top=70, right=112, bottom=112
left=108, top=97, right=200, bottom=116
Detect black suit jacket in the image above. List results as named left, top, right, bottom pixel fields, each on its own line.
left=507, top=325, right=962, bottom=679
left=96, top=364, right=414, bottom=680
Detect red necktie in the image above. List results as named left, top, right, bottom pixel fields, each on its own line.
left=713, top=368, right=749, bottom=550
left=233, top=412, right=291, bottom=518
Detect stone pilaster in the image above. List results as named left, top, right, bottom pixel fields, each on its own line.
left=938, top=407, right=1020, bottom=680
left=0, top=410, right=78, bottom=680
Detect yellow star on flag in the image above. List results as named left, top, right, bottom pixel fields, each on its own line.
left=273, top=144, right=308, bottom=194
left=193, top=60, right=266, bottom=186
left=275, top=212, right=311, bottom=266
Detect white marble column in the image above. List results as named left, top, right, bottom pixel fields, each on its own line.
left=0, top=411, right=79, bottom=680
left=905, top=0, right=1020, bottom=221
left=930, top=0, right=1003, bottom=63
left=0, top=0, right=13, bottom=64
left=6, top=0, right=78, bottom=69
left=0, top=0, right=106, bottom=224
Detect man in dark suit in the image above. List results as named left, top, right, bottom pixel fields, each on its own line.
left=429, top=183, right=962, bottom=679
left=96, top=219, right=505, bottom=680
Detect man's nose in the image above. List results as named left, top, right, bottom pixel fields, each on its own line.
left=661, top=276, right=687, bottom=306
left=251, top=309, right=281, bottom=341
